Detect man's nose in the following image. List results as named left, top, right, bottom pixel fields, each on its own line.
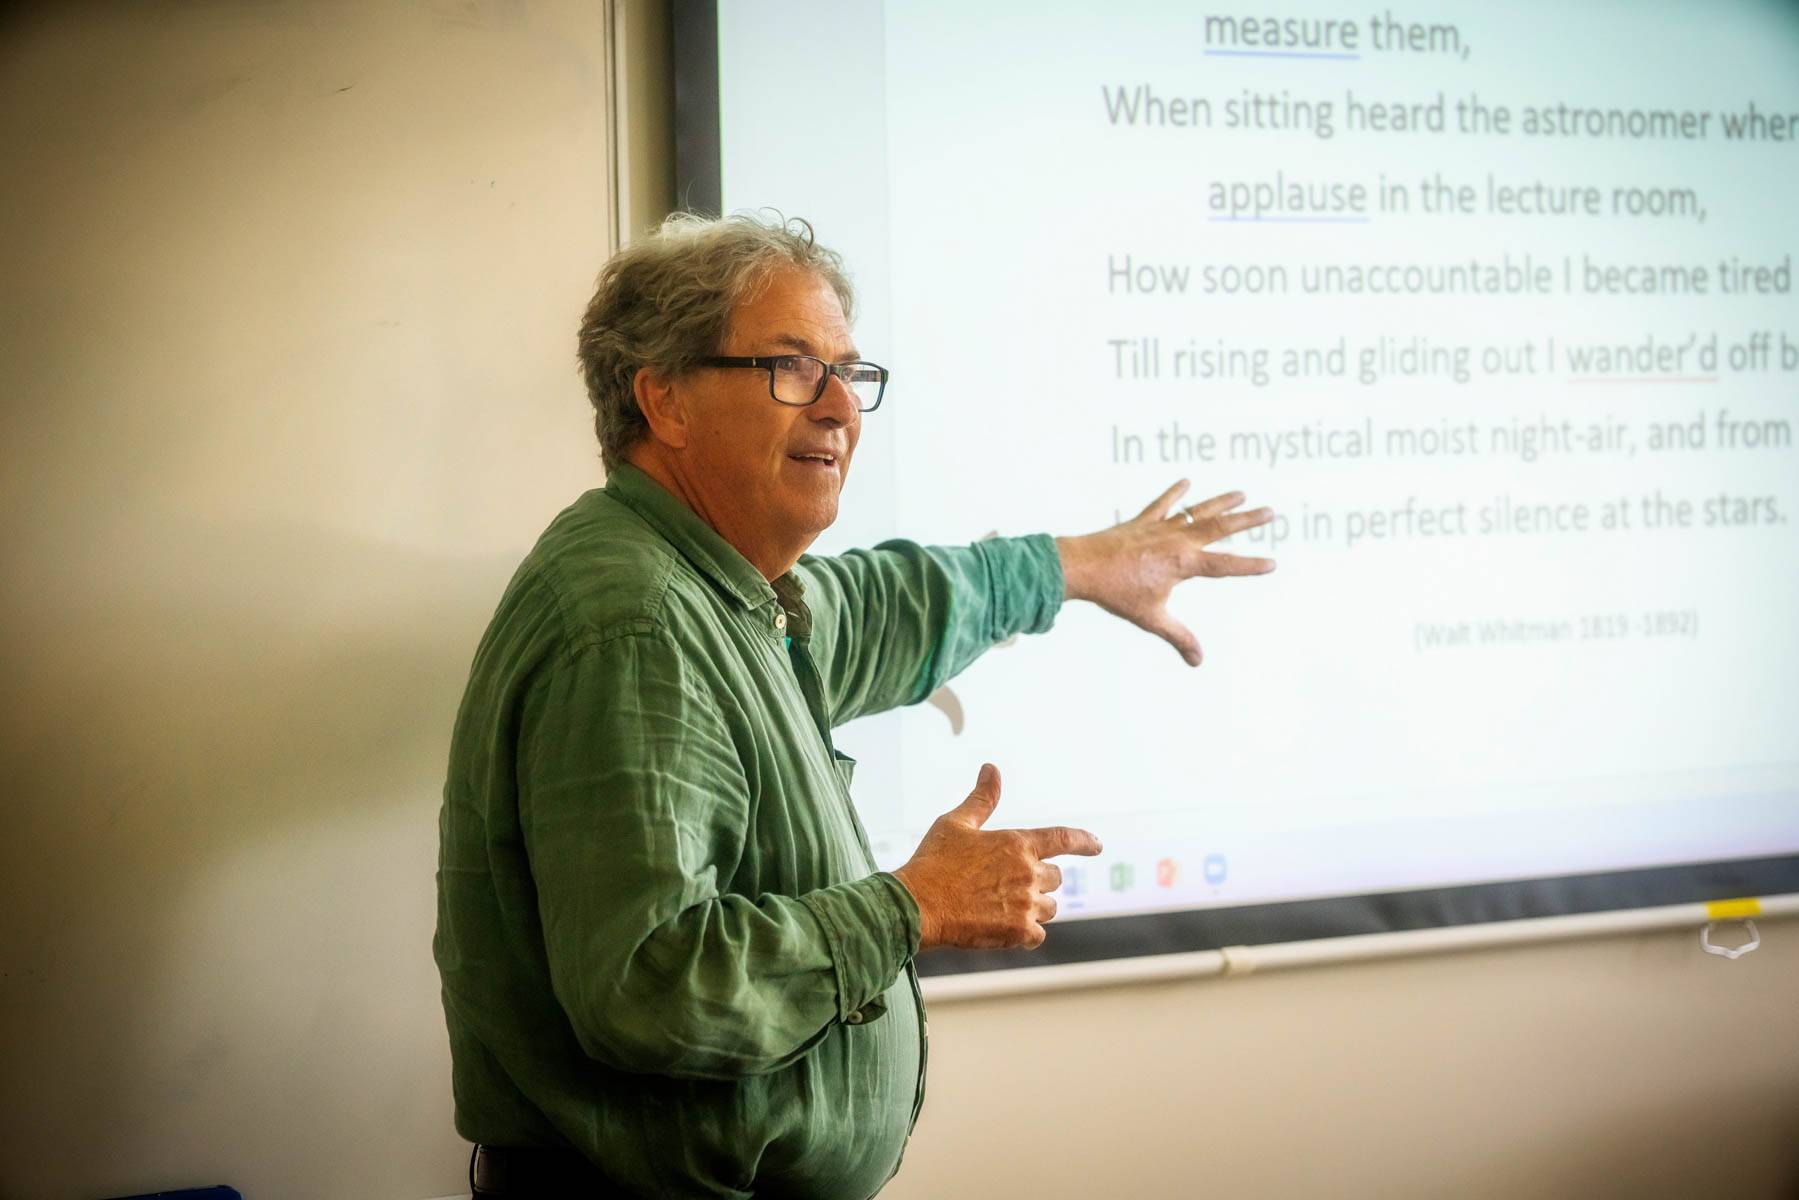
left=809, top=371, right=860, bottom=425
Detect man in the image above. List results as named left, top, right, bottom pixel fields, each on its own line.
left=434, top=213, right=1274, bottom=1198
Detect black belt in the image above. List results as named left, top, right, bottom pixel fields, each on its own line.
left=469, top=1143, right=636, bottom=1198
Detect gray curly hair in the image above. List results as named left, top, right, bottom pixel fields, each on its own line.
left=576, top=212, right=857, bottom=470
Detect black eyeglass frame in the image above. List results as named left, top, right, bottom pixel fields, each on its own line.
left=698, top=355, right=889, bottom=412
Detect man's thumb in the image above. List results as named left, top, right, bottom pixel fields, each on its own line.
left=1144, top=612, right=1202, bottom=668
left=952, top=763, right=1001, bottom=827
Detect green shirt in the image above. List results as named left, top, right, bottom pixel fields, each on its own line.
left=434, top=464, right=1064, bottom=1198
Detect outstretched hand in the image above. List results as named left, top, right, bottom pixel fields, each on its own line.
left=1055, top=480, right=1276, bottom=667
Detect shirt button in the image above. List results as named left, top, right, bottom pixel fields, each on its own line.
left=774, top=611, right=787, bottom=630
left=844, top=1010, right=864, bottom=1025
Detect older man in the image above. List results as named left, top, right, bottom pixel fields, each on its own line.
left=434, top=214, right=1274, bottom=1198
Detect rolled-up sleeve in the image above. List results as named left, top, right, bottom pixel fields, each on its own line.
left=517, top=630, right=918, bottom=1080
left=798, top=533, right=1065, bottom=727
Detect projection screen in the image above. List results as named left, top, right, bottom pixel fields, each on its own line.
left=674, top=0, right=1799, bottom=983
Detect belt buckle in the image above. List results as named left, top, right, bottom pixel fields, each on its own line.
left=471, top=1144, right=510, bottom=1192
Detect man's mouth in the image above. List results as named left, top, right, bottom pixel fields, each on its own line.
left=787, top=451, right=839, bottom=466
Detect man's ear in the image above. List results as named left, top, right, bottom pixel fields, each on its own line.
left=632, top=365, right=690, bottom=450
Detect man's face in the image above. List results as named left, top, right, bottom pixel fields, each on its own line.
left=677, top=266, right=862, bottom=562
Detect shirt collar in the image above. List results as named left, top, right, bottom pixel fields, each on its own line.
left=603, top=463, right=778, bottom=611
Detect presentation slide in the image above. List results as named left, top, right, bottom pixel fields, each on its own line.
left=711, top=0, right=1799, bottom=930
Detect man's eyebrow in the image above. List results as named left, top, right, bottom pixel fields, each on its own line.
left=768, top=332, right=860, bottom=360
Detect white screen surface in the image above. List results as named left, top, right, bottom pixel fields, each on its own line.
left=713, top=0, right=1799, bottom=927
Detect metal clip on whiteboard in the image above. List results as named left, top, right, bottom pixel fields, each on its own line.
left=1701, top=919, right=1760, bottom=960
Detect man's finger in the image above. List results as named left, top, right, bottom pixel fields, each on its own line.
left=1186, top=490, right=1247, bottom=521
left=1136, top=479, right=1190, bottom=523
left=948, top=762, right=1001, bottom=828
left=1201, top=506, right=1274, bottom=540
left=1195, top=551, right=1278, bottom=578
left=1023, top=825, right=1104, bottom=858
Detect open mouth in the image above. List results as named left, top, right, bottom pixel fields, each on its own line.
left=787, top=452, right=838, bottom=467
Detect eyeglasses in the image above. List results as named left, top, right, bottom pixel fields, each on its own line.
left=699, top=355, right=888, bottom=412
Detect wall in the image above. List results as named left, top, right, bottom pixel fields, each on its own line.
left=0, top=3, right=611, bottom=1197
left=893, top=930, right=1799, bottom=1199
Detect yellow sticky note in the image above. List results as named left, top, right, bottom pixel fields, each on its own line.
left=1706, top=898, right=1762, bottom=920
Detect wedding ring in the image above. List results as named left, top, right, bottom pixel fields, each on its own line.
left=1179, top=507, right=1196, bottom=525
